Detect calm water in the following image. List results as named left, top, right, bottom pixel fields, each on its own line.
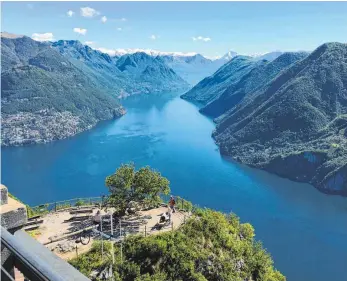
left=2, top=92, right=347, bottom=281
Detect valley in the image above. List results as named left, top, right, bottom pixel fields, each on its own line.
left=2, top=92, right=347, bottom=281
left=2, top=2, right=347, bottom=281
left=1, top=31, right=347, bottom=281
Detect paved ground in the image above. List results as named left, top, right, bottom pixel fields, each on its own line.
left=30, top=205, right=190, bottom=261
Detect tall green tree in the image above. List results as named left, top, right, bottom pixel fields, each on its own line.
left=105, top=163, right=170, bottom=215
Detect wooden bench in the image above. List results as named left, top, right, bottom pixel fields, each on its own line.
left=28, top=215, right=42, bottom=221
left=24, top=225, right=40, bottom=231
left=23, top=219, right=44, bottom=227
left=64, top=215, right=91, bottom=222
left=69, top=209, right=93, bottom=215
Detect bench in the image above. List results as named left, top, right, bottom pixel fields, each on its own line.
left=24, top=225, right=40, bottom=231
left=64, top=215, right=91, bottom=222
left=23, top=219, right=44, bottom=227
left=28, top=215, right=42, bottom=221
left=69, top=209, right=93, bottom=215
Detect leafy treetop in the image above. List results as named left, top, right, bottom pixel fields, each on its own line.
left=105, top=163, right=170, bottom=215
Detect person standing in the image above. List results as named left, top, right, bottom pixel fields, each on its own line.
left=169, top=195, right=176, bottom=213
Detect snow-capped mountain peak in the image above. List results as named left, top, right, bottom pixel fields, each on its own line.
left=250, top=51, right=284, bottom=61
left=93, top=47, right=199, bottom=58
left=220, top=50, right=239, bottom=61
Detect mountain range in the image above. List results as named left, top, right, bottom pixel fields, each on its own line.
left=200, top=52, right=308, bottom=118
left=159, top=50, right=284, bottom=86
left=94, top=48, right=284, bottom=86
left=1, top=33, right=189, bottom=145
left=181, top=55, right=263, bottom=105
left=115, top=52, right=188, bottom=95
left=52, top=40, right=189, bottom=97
left=181, top=42, right=347, bottom=195
left=1, top=34, right=125, bottom=146
left=159, top=54, right=225, bottom=85
left=5, top=32, right=343, bottom=196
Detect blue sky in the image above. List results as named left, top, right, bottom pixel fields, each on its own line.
left=2, top=1, right=347, bottom=58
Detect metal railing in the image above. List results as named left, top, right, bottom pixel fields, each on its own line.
left=1, top=226, right=91, bottom=281
left=29, top=194, right=194, bottom=216
left=159, top=194, right=194, bottom=212
left=30, top=197, right=103, bottom=216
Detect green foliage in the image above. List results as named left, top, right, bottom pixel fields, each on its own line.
left=240, top=223, right=255, bottom=240
left=75, top=199, right=87, bottom=207
left=175, top=196, right=193, bottom=211
left=69, top=241, right=114, bottom=279
left=26, top=229, right=41, bottom=238
left=105, top=163, right=170, bottom=215
left=70, top=209, right=285, bottom=281
left=31, top=204, right=50, bottom=216
left=55, top=202, right=71, bottom=211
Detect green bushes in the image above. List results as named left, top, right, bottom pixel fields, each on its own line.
left=70, top=209, right=285, bottom=281
left=175, top=196, right=193, bottom=211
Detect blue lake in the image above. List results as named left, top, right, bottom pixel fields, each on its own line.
left=2, top=92, right=347, bottom=281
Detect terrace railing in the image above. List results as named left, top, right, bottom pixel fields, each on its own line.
left=30, top=196, right=103, bottom=216
left=1, top=226, right=90, bottom=281
left=29, top=194, right=195, bottom=217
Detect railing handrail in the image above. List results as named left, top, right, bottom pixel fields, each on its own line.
left=31, top=196, right=103, bottom=209
left=29, top=194, right=194, bottom=218
left=1, top=226, right=91, bottom=281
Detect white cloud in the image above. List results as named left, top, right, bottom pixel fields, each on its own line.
left=117, top=27, right=122, bottom=31
left=31, top=32, right=54, bottom=42
left=120, top=18, right=127, bottom=21
left=84, top=41, right=95, bottom=46
left=73, top=28, right=87, bottom=35
left=192, top=36, right=211, bottom=42
left=80, top=7, right=100, bottom=18
left=67, top=10, right=75, bottom=17
left=101, top=16, right=107, bottom=23
left=149, top=35, right=159, bottom=40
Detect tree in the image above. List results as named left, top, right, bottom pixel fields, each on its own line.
left=105, top=163, right=170, bottom=215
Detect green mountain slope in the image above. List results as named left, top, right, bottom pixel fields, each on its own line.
left=1, top=34, right=125, bottom=146
left=201, top=52, right=308, bottom=118
left=116, top=52, right=189, bottom=94
left=214, top=42, right=347, bottom=195
left=181, top=56, right=260, bottom=106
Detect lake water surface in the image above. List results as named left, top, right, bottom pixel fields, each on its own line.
left=2, top=92, right=347, bottom=281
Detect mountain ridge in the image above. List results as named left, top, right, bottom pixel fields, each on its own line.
left=201, top=51, right=308, bottom=118
left=1, top=35, right=125, bottom=146
left=213, top=42, right=347, bottom=195
left=1, top=35, right=189, bottom=146
left=181, top=55, right=262, bottom=105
